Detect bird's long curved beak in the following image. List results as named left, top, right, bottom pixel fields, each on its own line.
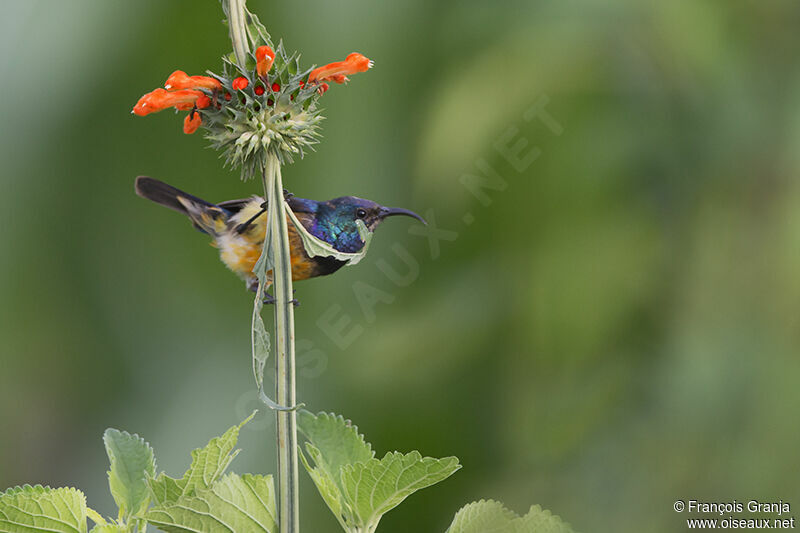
left=378, top=206, right=427, bottom=225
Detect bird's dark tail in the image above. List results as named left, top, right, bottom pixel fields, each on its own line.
left=135, top=176, right=216, bottom=215
left=135, top=176, right=229, bottom=236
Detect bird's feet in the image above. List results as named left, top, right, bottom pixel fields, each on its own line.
left=262, top=290, right=300, bottom=307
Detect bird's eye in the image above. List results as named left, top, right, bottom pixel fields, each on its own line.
left=356, top=208, right=367, bottom=219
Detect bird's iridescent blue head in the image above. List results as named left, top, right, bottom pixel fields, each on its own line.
left=302, top=196, right=426, bottom=253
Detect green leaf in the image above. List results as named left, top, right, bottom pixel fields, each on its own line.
left=299, top=446, right=345, bottom=523
left=147, top=412, right=256, bottom=506
left=445, top=500, right=576, bottom=533
left=0, top=485, right=88, bottom=533
left=89, top=524, right=128, bottom=533
left=252, top=297, right=270, bottom=391
left=287, top=209, right=373, bottom=266
left=298, top=411, right=374, bottom=485
left=298, top=411, right=460, bottom=532
left=447, top=499, right=516, bottom=532
left=103, top=429, right=156, bottom=521
left=146, top=473, right=277, bottom=533
left=298, top=411, right=375, bottom=530
left=85, top=507, right=107, bottom=527
left=243, top=6, right=272, bottom=50
left=341, top=452, right=461, bottom=529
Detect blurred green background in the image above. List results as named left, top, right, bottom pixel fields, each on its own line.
left=2, top=0, right=800, bottom=531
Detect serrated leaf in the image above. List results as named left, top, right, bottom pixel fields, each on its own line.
left=103, top=428, right=156, bottom=521
left=446, top=500, right=576, bottom=533
left=147, top=412, right=256, bottom=506
left=516, top=505, right=576, bottom=533
left=1, top=484, right=48, bottom=498
left=446, top=500, right=516, bottom=533
left=298, top=411, right=460, bottom=532
left=146, top=473, right=277, bottom=533
left=298, top=411, right=374, bottom=486
left=297, top=410, right=375, bottom=472
left=297, top=411, right=374, bottom=529
left=341, top=452, right=461, bottom=528
left=0, top=485, right=88, bottom=533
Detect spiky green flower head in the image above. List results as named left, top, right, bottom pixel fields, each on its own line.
left=204, top=48, right=322, bottom=178
left=131, top=6, right=373, bottom=180
left=203, top=9, right=323, bottom=179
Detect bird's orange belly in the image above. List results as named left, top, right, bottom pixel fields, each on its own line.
left=220, top=226, right=317, bottom=283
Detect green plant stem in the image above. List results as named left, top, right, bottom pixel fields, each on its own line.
left=227, top=0, right=249, bottom=69
left=224, top=1, right=299, bottom=531
left=262, top=153, right=299, bottom=533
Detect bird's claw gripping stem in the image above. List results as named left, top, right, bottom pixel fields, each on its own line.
left=262, top=289, right=300, bottom=307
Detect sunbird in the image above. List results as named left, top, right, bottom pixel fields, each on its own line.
left=135, top=177, right=425, bottom=296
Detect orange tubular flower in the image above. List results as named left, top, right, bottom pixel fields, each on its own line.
left=164, top=70, right=221, bottom=91
left=317, top=83, right=330, bottom=95
left=232, top=77, right=249, bottom=90
left=183, top=112, right=202, bottom=134
left=133, top=88, right=207, bottom=116
left=256, top=46, right=275, bottom=77
left=308, top=52, right=373, bottom=84
left=174, top=94, right=211, bottom=111
left=196, top=94, right=212, bottom=109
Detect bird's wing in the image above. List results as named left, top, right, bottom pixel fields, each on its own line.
left=287, top=196, right=317, bottom=213
left=219, top=195, right=316, bottom=215
left=217, top=198, right=254, bottom=214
